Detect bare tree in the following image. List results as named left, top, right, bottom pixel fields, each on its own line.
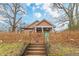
left=0, top=3, right=25, bottom=32
left=52, top=3, right=79, bottom=30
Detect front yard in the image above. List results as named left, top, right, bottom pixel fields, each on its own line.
left=0, top=31, right=79, bottom=56
left=49, top=43, right=79, bottom=56
left=0, top=42, right=28, bottom=56
left=48, top=31, right=79, bottom=56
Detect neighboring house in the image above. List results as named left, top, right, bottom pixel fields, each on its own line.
left=23, top=19, right=55, bottom=33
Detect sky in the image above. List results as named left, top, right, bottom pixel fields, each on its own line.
left=0, top=3, right=69, bottom=31
left=23, top=3, right=54, bottom=24
left=22, top=3, right=69, bottom=31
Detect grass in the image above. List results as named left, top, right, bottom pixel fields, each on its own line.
left=48, top=31, right=79, bottom=56
left=0, top=32, right=30, bottom=56
left=0, top=42, right=28, bottom=56
left=48, top=43, right=79, bottom=56
left=0, top=31, right=79, bottom=56
left=0, top=32, right=30, bottom=43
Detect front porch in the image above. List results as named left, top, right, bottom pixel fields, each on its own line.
left=34, top=26, right=52, bottom=32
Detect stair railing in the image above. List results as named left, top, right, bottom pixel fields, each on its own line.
left=44, top=32, right=49, bottom=56
left=45, top=42, right=49, bottom=56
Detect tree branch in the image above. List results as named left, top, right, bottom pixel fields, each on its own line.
left=15, top=17, right=22, bottom=25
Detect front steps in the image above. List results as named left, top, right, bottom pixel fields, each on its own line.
left=23, top=44, right=46, bottom=56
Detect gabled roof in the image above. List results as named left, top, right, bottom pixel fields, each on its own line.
left=26, top=20, right=39, bottom=28
left=25, top=19, right=54, bottom=28
left=36, top=20, right=53, bottom=26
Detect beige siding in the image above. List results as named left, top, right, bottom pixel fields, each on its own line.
left=36, top=21, right=52, bottom=26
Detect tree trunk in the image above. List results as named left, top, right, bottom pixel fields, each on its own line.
left=12, top=25, right=16, bottom=32
left=12, top=4, right=17, bottom=32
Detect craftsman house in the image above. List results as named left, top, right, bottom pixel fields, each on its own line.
left=23, top=20, right=55, bottom=33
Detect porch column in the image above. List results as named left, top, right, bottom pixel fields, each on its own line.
left=42, top=27, right=43, bottom=32
left=35, top=27, right=36, bottom=32
left=52, top=27, right=54, bottom=32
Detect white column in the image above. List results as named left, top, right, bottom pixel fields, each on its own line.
left=35, top=27, right=36, bottom=32
left=52, top=27, right=54, bottom=32
left=42, top=27, right=43, bottom=32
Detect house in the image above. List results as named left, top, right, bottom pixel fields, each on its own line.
left=23, top=19, right=55, bottom=33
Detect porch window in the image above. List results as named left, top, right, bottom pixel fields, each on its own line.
left=43, top=27, right=52, bottom=32
left=37, top=28, right=42, bottom=32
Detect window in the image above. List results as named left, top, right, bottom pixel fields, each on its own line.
left=36, top=28, right=42, bottom=32
left=43, top=27, right=52, bottom=32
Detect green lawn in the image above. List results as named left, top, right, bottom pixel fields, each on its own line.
left=0, top=43, right=28, bottom=56
left=49, top=43, right=79, bottom=56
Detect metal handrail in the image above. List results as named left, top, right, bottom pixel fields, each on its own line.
left=45, top=42, right=49, bottom=56
left=44, top=32, right=49, bottom=56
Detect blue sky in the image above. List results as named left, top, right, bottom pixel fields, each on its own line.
left=0, top=3, right=69, bottom=31
left=22, top=3, right=69, bottom=31
left=22, top=3, right=54, bottom=24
